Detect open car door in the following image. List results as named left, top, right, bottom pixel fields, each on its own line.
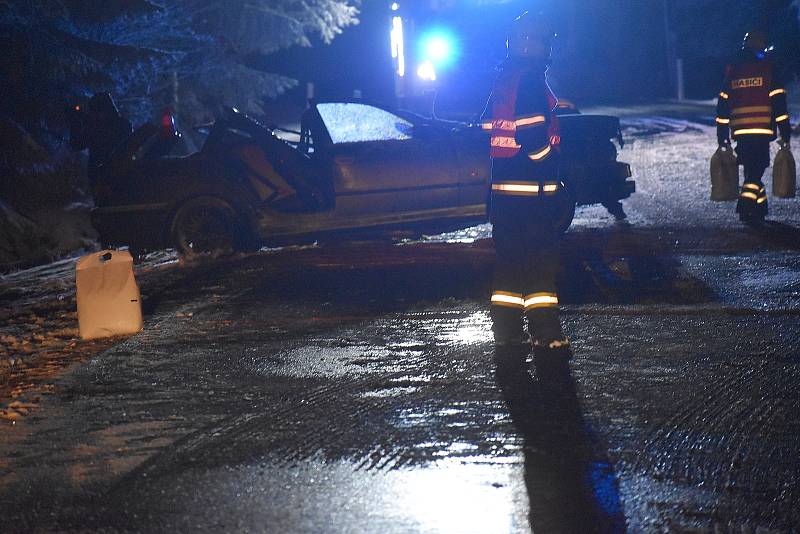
left=302, top=103, right=466, bottom=216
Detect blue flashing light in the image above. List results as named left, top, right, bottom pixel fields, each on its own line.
left=418, top=29, right=459, bottom=67
left=426, top=36, right=451, bottom=62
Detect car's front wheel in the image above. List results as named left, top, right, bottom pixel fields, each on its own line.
left=170, top=196, right=244, bottom=259
left=555, top=187, right=577, bottom=234
left=556, top=200, right=576, bottom=234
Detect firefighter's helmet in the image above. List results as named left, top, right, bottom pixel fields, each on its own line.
left=741, top=30, right=768, bottom=54
left=507, top=11, right=554, bottom=61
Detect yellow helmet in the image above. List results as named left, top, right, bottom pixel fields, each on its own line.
left=507, top=11, right=554, bottom=60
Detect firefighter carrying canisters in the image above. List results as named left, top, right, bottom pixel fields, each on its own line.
left=716, top=30, right=792, bottom=223
left=481, top=12, right=570, bottom=351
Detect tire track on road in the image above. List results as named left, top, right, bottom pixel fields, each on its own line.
left=630, top=350, right=800, bottom=529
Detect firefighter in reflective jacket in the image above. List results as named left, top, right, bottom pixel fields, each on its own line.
left=481, top=12, right=569, bottom=350
left=717, top=31, right=792, bottom=222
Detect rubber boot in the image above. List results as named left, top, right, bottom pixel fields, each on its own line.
left=491, top=306, right=526, bottom=347
left=736, top=181, right=768, bottom=223
left=526, top=308, right=568, bottom=349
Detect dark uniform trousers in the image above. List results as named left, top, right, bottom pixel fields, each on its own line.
left=490, top=154, right=563, bottom=343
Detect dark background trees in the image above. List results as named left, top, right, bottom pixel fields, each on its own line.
left=0, top=0, right=359, bottom=146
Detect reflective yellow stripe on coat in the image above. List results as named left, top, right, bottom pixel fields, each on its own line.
left=515, top=115, right=546, bottom=128
left=731, top=105, right=774, bottom=136
left=527, top=145, right=552, bottom=161
left=733, top=128, right=775, bottom=136
left=490, top=136, right=521, bottom=149
left=491, top=181, right=560, bottom=197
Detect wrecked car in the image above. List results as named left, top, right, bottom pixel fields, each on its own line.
left=68, top=98, right=634, bottom=257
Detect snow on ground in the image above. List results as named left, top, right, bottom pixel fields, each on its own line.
left=0, top=250, right=179, bottom=421
left=0, top=203, right=97, bottom=273
left=619, top=114, right=800, bottom=230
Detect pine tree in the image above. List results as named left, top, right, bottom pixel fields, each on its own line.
left=0, top=0, right=360, bottom=143
left=165, top=0, right=360, bottom=128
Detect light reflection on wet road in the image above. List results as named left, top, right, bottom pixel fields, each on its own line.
left=1, top=112, right=800, bottom=532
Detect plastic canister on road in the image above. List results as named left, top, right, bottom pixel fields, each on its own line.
left=710, top=143, right=739, bottom=201
left=76, top=250, right=143, bottom=340
left=773, top=143, right=796, bottom=198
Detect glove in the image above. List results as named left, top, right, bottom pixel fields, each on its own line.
left=778, top=138, right=791, bottom=149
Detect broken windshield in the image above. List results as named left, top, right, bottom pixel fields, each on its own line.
left=317, top=103, right=413, bottom=144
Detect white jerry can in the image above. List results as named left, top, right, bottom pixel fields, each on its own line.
left=76, top=250, right=143, bottom=340
left=710, top=144, right=739, bottom=201
left=773, top=143, right=796, bottom=198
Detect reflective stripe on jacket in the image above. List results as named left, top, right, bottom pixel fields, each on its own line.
left=716, top=57, right=790, bottom=141
left=482, top=67, right=561, bottom=159
left=487, top=69, right=523, bottom=158
left=490, top=181, right=560, bottom=197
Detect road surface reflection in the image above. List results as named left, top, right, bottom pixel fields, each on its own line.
left=494, top=347, right=627, bottom=533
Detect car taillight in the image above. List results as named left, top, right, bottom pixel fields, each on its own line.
left=161, top=107, right=176, bottom=138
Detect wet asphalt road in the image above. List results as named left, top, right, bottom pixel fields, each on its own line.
left=2, top=110, right=800, bottom=533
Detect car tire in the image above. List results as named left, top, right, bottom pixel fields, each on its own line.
left=556, top=191, right=577, bottom=234
left=170, top=196, right=244, bottom=259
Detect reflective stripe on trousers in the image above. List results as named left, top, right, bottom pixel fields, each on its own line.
left=490, top=291, right=559, bottom=310
left=740, top=182, right=767, bottom=204
left=490, top=291, right=524, bottom=309
left=523, top=292, right=559, bottom=311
